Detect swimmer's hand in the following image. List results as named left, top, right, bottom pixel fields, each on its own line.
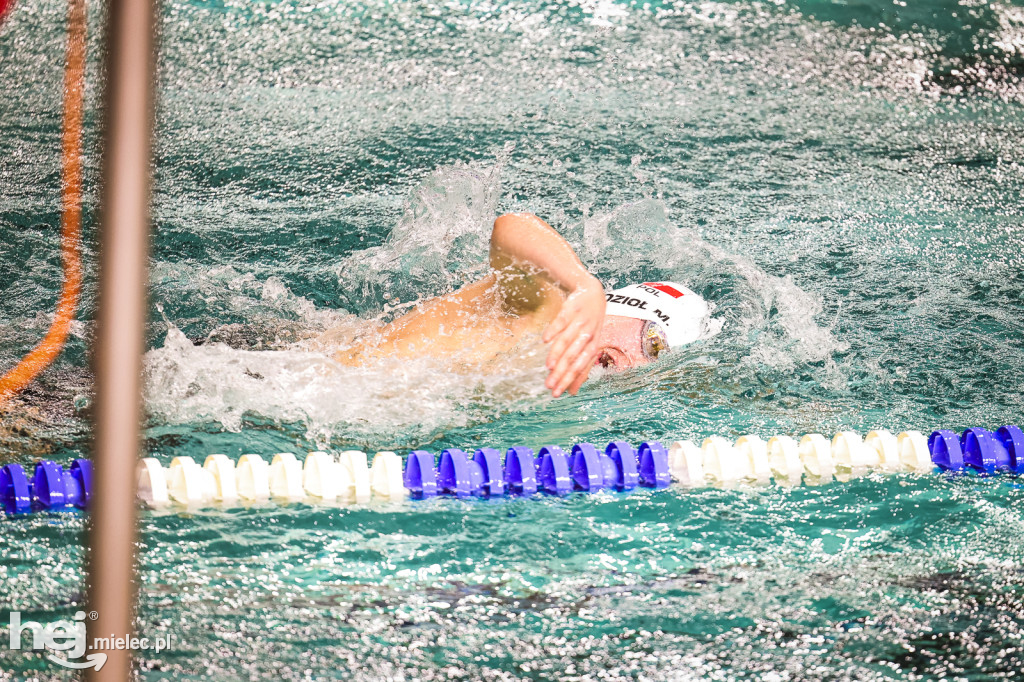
left=542, top=275, right=605, bottom=398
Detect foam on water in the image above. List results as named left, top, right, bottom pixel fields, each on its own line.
left=144, top=322, right=551, bottom=446
left=332, top=156, right=506, bottom=315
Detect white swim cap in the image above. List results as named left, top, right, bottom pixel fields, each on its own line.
left=604, top=281, right=710, bottom=348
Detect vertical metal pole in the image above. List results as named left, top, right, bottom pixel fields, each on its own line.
left=86, top=0, right=157, bottom=677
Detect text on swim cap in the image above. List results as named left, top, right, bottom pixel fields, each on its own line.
left=606, top=294, right=648, bottom=309
left=606, top=293, right=671, bottom=324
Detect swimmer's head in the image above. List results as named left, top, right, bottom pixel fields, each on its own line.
left=595, top=282, right=711, bottom=370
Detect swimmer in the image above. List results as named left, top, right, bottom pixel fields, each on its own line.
left=328, top=212, right=711, bottom=398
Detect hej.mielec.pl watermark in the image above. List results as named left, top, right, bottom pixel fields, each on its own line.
left=5, top=610, right=175, bottom=671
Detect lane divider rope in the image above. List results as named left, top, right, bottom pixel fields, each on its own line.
left=1, top=425, right=1020, bottom=513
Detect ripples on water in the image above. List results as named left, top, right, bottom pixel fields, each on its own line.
left=0, top=0, right=1022, bottom=678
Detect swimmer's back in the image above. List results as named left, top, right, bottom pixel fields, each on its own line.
left=332, top=273, right=564, bottom=366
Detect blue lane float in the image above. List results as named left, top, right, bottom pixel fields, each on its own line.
left=503, top=446, right=537, bottom=496
left=404, top=450, right=438, bottom=499
left=638, top=442, right=672, bottom=488
left=437, top=448, right=511, bottom=498
left=0, top=459, right=92, bottom=513
left=997, top=425, right=1024, bottom=473
left=536, top=445, right=572, bottom=496
left=929, top=430, right=964, bottom=471
left=2, top=427, right=1023, bottom=514
left=32, top=460, right=67, bottom=509
left=568, top=441, right=660, bottom=492
left=69, top=459, right=93, bottom=507
left=961, top=428, right=1010, bottom=473
left=569, top=443, right=607, bottom=492
left=474, top=448, right=504, bottom=497
left=0, top=463, right=31, bottom=514
left=607, top=441, right=639, bottom=490
left=396, top=442, right=664, bottom=501
left=929, top=425, right=1024, bottom=474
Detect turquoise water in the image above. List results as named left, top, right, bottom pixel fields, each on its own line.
left=2, top=0, right=1024, bottom=678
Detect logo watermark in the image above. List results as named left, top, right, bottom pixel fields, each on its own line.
left=6, top=610, right=175, bottom=671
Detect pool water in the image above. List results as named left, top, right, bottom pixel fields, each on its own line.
left=2, top=0, right=1023, bottom=678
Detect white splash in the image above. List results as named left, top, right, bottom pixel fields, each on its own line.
left=144, top=322, right=550, bottom=446
left=580, top=198, right=842, bottom=367
left=333, top=158, right=505, bottom=317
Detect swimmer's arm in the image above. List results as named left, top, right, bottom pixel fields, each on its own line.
left=490, top=212, right=605, bottom=397
left=490, top=213, right=596, bottom=310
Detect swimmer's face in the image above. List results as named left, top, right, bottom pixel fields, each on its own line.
left=595, top=315, right=669, bottom=370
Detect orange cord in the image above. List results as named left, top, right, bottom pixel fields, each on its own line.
left=0, top=0, right=15, bottom=26
left=0, top=0, right=85, bottom=404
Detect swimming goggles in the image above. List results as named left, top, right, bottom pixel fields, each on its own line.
left=641, top=320, right=670, bottom=361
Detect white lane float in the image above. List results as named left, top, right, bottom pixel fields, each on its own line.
left=701, top=436, right=747, bottom=487
left=337, top=450, right=371, bottom=504
left=137, top=458, right=169, bottom=507
left=864, top=430, right=900, bottom=473
left=269, top=453, right=304, bottom=502
left=668, top=440, right=704, bottom=488
left=898, top=430, right=932, bottom=473
left=168, top=456, right=211, bottom=505
left=303, top=451, right=341, bottom=501
left=236, top=454, right=270, bottom=500
left=766, top=435, right=802, bottom=486
left=832, top=431, right=876, bottom=481
left=370, top=451, right=406, bottom=501
left=203, top=454, right=238, bottom=504
left=734, top=434, right=772, bottom=486
left=799, top=434, right=834, bottom=485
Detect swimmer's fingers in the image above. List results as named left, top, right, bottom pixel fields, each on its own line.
left=548, top=325, right=596, bottom=397
left=544, top=303, right=603, bottom=373
left=544, top=321, right=585, bottom=391
left=566, top=367, right=590, bottom=397
left=544, top=313, right=585, bottom=374
left=543, top=281, right=606, bottom=395
left=542, top=308, right=570, bottom=346
left=543, top=313, right=584, bottom=365
left=564, top=339, right=600, bottom=397
left=543, top=278, right=605, bottom=348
